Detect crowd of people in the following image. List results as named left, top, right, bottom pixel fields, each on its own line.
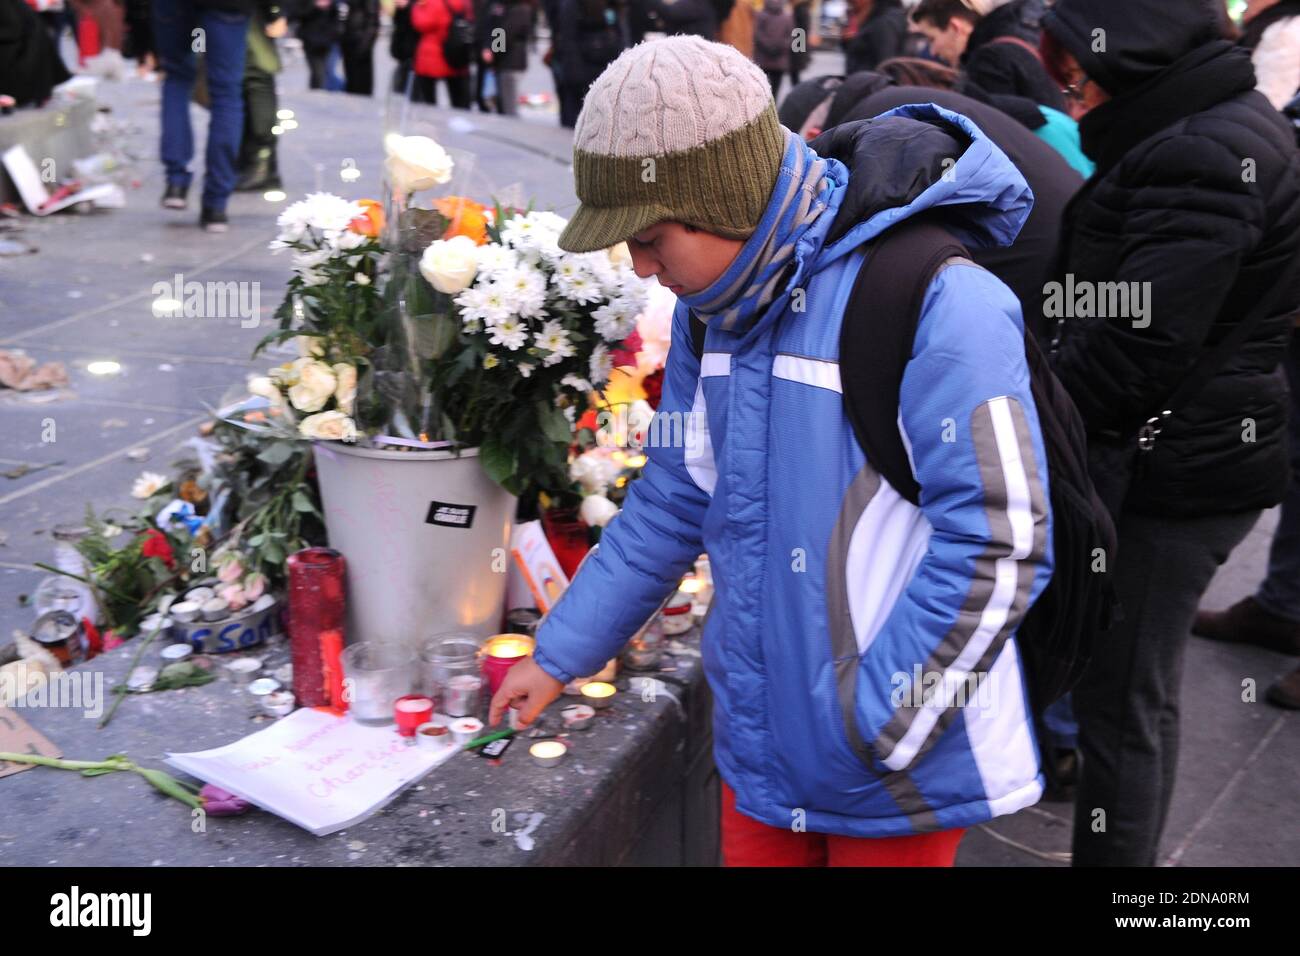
left=4, top=0, right=1300, bottom=867
left=488, top=0, right=1300, bottom=868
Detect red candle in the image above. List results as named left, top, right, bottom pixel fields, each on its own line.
left=481, top=634, right=536, bottom=696
left=394, top=695, right=435, bottom=737
left=287, top=548, right=347, bottom=708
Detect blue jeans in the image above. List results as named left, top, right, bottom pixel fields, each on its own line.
left=153, top=0, right=248, bottom=212
left=1257, top=329, right=1300, bottom=623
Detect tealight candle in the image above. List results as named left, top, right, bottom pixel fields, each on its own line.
left=561, top=704, right=595, bottom=731
left=580, top=681, right=616, bottom=709
left=416, top=716, right=453, bottom=749
left=225, top=657, right=263, bottom=684
left=529, top=740, right=568, bottom=768
left=393, top=695, right=435, bottom=737
left=481, top=634, right=536, bottom=696
left=450, top=717, right=484, bottom=746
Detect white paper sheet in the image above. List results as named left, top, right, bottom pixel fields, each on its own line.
left=166, top=708, right=459, bottom=836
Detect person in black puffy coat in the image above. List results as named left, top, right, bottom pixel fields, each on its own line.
left=1041, top=0, right=1300, bottom=867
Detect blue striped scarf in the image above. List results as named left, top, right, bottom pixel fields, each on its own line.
left=680, top=129, right=834, bottom=333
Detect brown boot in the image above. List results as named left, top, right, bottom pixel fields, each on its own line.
left=1192, top=597, right=1300, bottom=656
left=1266, top=666, right=1300, bottom=709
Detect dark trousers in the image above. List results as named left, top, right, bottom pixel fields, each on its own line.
left=412, top=74, right=471, bottom=108
left=305, top=48, right=330, bottom=89
left=1071, top=508, right=1259, bottom=866
left=153, top=0, right=248, bottom=210
left=240, top=63, right=278, bottom=170
left=342, top=44, right=373, bottom=95
left=558, top=83, right=586, bottom=128
left=763, top=68, right=782, bottom=99
left=1257, top=329, right=1300, bottom=622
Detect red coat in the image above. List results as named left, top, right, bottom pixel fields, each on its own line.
left=411, top=0, right=472, bottom=78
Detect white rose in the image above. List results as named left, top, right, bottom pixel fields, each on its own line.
left=299, top=410, right=358, bottom=442
left=131, top=471, right=169, bottom=499
left=420, top=235, right=479, bottom=294
left=607, top=241, right=633, bottom=269
left=580, top=494, right=619, bottom=528
left=332, top=363, right=357, bottom=415
left=247, top=375, right=284, bottom=407
left=627, top=400, right=655, bottom=449
left=384, top=133, right=454, bottom=196
left=295, top=335, right=325, bottom=358
left=570, top=452, right=611, bottom=495
left=287, top=360, right=338, bottom=412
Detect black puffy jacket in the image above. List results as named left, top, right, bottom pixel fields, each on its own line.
left=962, top=0, right=1065, bottom=112
left=1044, top=0, right=1300, bottom=518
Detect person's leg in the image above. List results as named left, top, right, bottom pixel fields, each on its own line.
left=152, top=0, right=197, bottom=192
left=826, top=828, right=966, bottom=867
left=1071, top=508, right=1259, bottom=866
left=558, top=83, right=581, bottom=128
left=1257, top=329, right=1300, bottom=623
left=447, top=73, right=472, bottom=109
left=305, top=48, right=326, bottom=88
left=325, top=42, right=344, bottom=90
left=720, top=781, right=828, bottom=866
left=343, top=41, right=374, bottom=95
left=764, top=68, right=781, bottom=98
left=196, top=6, right=248, bottom=214
left=497, top=68, right=519, bottom=116
left=237, top=62, right=279, bottom=188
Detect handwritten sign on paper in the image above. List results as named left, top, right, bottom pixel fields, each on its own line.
left=166, top=709, right=458, bottom=836
left=0, top=707, right=62, bottom=779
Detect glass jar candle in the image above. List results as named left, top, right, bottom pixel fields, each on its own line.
left=481, top=634, right=536, bottom=696
left=419, top=632, right=482, bottom=710
left=341, top=642, right=415, bottom=726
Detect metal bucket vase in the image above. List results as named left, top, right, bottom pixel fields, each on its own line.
left=312, top=441, right=516, bottom=654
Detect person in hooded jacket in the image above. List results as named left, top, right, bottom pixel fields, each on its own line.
left=843, top=0, right=907, bottom=74
left=753, top=0, right=794, bottom=97
left=912, top=0, right=1064, bottom=112
left=1040, top=0, right=1300, bottom=866
left=489, top=35, right=1054, bottom=866
left=1193, top=0, right=1300, bottom=711
left=410, top=0, right=474, bottom=107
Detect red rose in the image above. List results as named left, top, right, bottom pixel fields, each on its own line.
left=642, top=368, right=664, bottom=410
left=611, top=329, right=643, bottom=369
left=140, top=528, right=176, bottom=570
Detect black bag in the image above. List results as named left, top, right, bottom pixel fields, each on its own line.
left=689, top=216, right=1118, bottom=712
left=442, top=0, right=477, bottom=69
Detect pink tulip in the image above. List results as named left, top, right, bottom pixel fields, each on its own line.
left=217, top=559, right=243, bottom=584
left=219, top=584, right=248, bottom=611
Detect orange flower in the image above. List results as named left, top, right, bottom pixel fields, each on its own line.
left=433, top=196, right=489, bottom=245
left=348, top=199, right=385, bottom=237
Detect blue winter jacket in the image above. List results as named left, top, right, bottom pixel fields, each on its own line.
left=535, top=103, right=1055, bottom=838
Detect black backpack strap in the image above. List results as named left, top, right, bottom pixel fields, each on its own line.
left=688, top=309, right=708, bottom=363
left=840, top=218, right=972, bottom=507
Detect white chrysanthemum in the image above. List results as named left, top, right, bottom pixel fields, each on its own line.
left=561, top=373, right=592, bottom=392
left=518, top=362, right=536, bottom=378
left=592, top=301, right=637, bottom=342
left=488, top=318, right=528, bottom=351
left=276, top=192, right=364, bottom=245
left=484, top=353, right=500, bottom=369
left=475, top=243, right=520, bottom=278
left=589, top=343, right=613, bottom=385
left=455, top=281, right=513, bottom=327
left=500, top=214, right=542, bottom=249
left=131, top=471, right=169, bottom=499
left=496, top=266, right=548, bottom=319
left=526, top=210, right=568, bottom=234
left=535, top=320, right=575, bottom=366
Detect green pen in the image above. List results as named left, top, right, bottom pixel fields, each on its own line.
left=461, top=727, right=515, bottom=751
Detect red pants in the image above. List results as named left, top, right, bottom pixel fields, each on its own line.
left=721, top=782, right=966, bottom=867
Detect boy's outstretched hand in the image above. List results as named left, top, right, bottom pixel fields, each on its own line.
left=488, top=657, right=566, bottom=728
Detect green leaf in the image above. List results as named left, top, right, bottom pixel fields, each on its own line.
left=479, top=438, right=517, bottom=488
left=292, top=490, right=316, bottom=513
left=257, top=442, right=294, bottom=466
left=537, top=401, right=573, bottom=444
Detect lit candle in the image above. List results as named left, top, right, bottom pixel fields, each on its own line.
left=529, top=740, right=568, bottom=768
left=623, top=454, right=648, bottom=469
left=580, top=681, right=616, bottom=709
left=482, top=634, right=536, bottom=696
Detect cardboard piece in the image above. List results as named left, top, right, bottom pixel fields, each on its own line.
left=0, top=707, right=63, bottom=779
left=509, top=520, right=569, bottom=613
left=2, top=144, right=123, bottom=216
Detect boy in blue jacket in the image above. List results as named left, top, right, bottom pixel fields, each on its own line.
left=489, top=35, right=1053, bottom=866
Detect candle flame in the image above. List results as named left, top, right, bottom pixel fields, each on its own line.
left=581, top=681, right=616, bottom=699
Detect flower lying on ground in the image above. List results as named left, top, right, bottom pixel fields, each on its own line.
left=131, top=472, right=169, bottom=499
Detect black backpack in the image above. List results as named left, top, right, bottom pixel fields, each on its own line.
left=689, top=217, right=1118, bottom=714
left=442, top=0, right=477, bottom=69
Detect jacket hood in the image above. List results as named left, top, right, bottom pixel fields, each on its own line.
left=807, top=102, right=1033, bottom=267
left=1042, top=0, right=1227, bottom=97
left=967, top=0, right=1046, bottom=49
